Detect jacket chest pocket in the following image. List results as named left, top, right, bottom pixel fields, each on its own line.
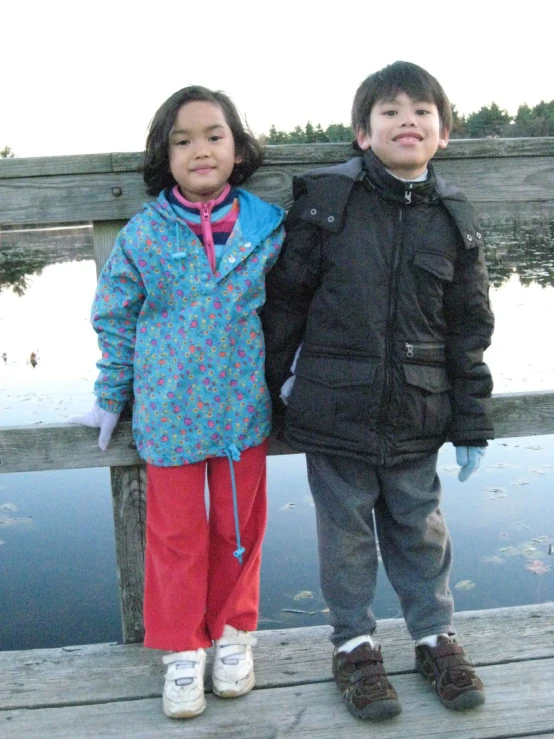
left=396, top=363, right=452, bottom=442
left=411, top=251, right=455, bottom=315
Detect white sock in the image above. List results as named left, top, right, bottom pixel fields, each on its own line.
left=415, top=633, right=452, bottom=648
left=337, top=634, right=376, bottom=653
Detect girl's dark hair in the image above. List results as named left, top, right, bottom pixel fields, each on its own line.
left=143, top=86, right=264, bottom=196
left=352, top=61, right=452, bottom=136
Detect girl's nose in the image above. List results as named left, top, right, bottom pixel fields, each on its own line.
left=192, top=141, right=210, bottom=157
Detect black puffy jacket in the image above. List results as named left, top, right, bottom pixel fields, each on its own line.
left=261, top=150, right=494, bottom=467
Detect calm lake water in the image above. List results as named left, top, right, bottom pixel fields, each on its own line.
left=1, top=220, right=553, bottom=651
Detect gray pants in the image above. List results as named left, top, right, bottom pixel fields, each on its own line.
left=306, top=452, right=455, bottom=645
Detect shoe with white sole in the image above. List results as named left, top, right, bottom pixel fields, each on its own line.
left=212, top=625, right=257, bottom=698
left=162, top=648, right=207, bottom=719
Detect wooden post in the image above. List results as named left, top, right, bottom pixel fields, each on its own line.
left=93, top=221, right=147, bottom=644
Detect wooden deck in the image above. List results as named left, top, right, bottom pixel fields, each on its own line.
left=1, top=602, right=553, bottom=738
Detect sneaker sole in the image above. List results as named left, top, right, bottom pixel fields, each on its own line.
left=213, top=670, right=255, bottom=698
left=440, top=690, right=485, bottom=711
left=345, top=698, right=402, bottom=721
left=163, top=698, right=207, bottom=719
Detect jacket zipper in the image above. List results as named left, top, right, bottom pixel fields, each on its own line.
left=405, top=342, right=445, bottom=359
left=377, top=205, right=404, bottom=464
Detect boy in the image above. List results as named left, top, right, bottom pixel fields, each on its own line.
left=261, top=61, right=494, bottom=721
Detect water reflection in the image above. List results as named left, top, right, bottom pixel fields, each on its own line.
left=1, top=219, right=554, bottom=291
left=484, top=218, right=554, bottom=288
left=0, top=226, right=92, bottom=296
left=0, top=221, right=553, bottom=650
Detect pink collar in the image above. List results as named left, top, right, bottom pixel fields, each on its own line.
left=172, top=183, right=231, bottom=210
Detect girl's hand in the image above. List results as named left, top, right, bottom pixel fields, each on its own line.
left=68, top=401, right=121, bottom=451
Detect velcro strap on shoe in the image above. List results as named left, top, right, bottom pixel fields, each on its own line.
left=165, top=661, right=198, bottom=682
left=349, top=662, right=386, bottom=684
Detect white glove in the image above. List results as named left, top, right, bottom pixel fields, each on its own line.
left=68, top=401, right=121, bottom=451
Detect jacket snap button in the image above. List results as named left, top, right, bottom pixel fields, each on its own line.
left=466, top=234, right=473, bottom=242
left=228, top=256, right=236, bottom=263
left=244, top=241, right=252, bottom=248
left=310, top=208, right=317, bottom=215
left=476, top=232, right=482, bottom=239
left=327, top=216, right=335, bottom=223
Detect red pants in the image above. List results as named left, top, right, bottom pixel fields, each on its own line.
left=143, top=441, right=268, bottom=651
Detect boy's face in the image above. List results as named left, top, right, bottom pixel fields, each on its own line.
left=356, top=92, right=449, bottom=179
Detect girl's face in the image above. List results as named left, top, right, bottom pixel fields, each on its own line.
left=168, top=101, right=241, bottom=202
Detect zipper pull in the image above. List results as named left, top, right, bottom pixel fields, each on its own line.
left=404, top=189, right=412, bottom=205
left=406, top=343, right=414, bottom=358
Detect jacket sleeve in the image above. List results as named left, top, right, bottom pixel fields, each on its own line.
left=444, top=238, right=495, bottom=443
left=260, top=196, right=323, bottom=427
left=92, top=231, right=145, bottom=413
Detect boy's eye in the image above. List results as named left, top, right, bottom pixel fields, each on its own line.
left=416, top=109, right=431, bottom=116
left=383, top=110, right=397, bottom=116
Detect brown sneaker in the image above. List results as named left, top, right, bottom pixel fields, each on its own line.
left=415, top=636, right=485, bottom=710
left=332, top=643, right=402, bottom=720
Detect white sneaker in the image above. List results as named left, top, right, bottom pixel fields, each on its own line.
left=162, top=648, right=207, bottom=719
left=212, top=625, right=257, bottom=698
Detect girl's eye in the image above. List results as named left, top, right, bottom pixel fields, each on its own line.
left=208, top=135, right=222, bottom=142
left=176, top=139, right=190, bottom=146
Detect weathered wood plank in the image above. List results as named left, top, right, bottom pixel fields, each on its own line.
left=2, top=139, right=554, bottom=226
left=110, top=465, right=147, bottom=644
left=0, top=604, right=551, bottom=711
left=2, top=657, right=554, bottom=738
left=1, top=139, right=553, bottom=181
left=2, top=391, right=554, bottom=475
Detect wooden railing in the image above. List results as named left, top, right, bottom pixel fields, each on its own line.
left=1, top=139, right=554, bottom=643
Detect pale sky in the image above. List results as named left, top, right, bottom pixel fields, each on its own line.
left=2, top=0, right=552, bottom=159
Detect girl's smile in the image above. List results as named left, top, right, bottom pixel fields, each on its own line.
left=169, top=101, right=242, bottom=202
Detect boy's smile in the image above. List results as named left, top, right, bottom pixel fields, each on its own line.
left=356, top=92, right=449, bottom=180
left=169, top=101, right=242, bottom=202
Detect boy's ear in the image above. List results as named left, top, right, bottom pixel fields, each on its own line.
left=437, top=128, right=450, bottom=150
left=356, top=126, right=372, bottom=151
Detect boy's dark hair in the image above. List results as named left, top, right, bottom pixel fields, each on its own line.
left=143, top=85, right=264, bottom=196
left=351, top=61, right=452, bottom=135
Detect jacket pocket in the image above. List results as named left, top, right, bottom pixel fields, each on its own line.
left=288, top=356, right=379, bottom=437
left=412, top=251, right=455, bottom=320
left=413, top=252, right=455, bottom=282
left=396, top=363, right=452, bottom=441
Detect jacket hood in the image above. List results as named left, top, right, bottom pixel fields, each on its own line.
left=292, top=151, right=483, bottom=247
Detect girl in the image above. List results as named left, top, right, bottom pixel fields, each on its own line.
left=72, top=86, right=285, bottom=719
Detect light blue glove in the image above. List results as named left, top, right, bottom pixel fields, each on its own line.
left=68, top=401, right=121, bottom=451
left=456, top=446, right=485, bottom=482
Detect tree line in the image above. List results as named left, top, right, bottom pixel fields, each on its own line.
left=264, top=100, right=554, bottom=144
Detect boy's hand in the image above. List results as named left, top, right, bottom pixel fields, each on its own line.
left=68, top=401, right=121, bottom=451
left=456, top=446, right=485, bottom=482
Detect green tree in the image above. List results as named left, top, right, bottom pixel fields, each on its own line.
left=314, top=124, right=329, bottom=143
left=289, top=125, right=306, bottom=143
left=0, top=145, right=15, bottom=158
left=449, top=104, right=467, bottom=139
left=304, top=122, right=316, bottom=144
left=266, top=125, right=289, bottom=144
left=325, top=123, right=354, bottom=142
left=466, top=102, right=512, bottom=138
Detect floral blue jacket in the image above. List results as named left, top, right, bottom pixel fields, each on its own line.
left=92, top=188, right=285, bottom=466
